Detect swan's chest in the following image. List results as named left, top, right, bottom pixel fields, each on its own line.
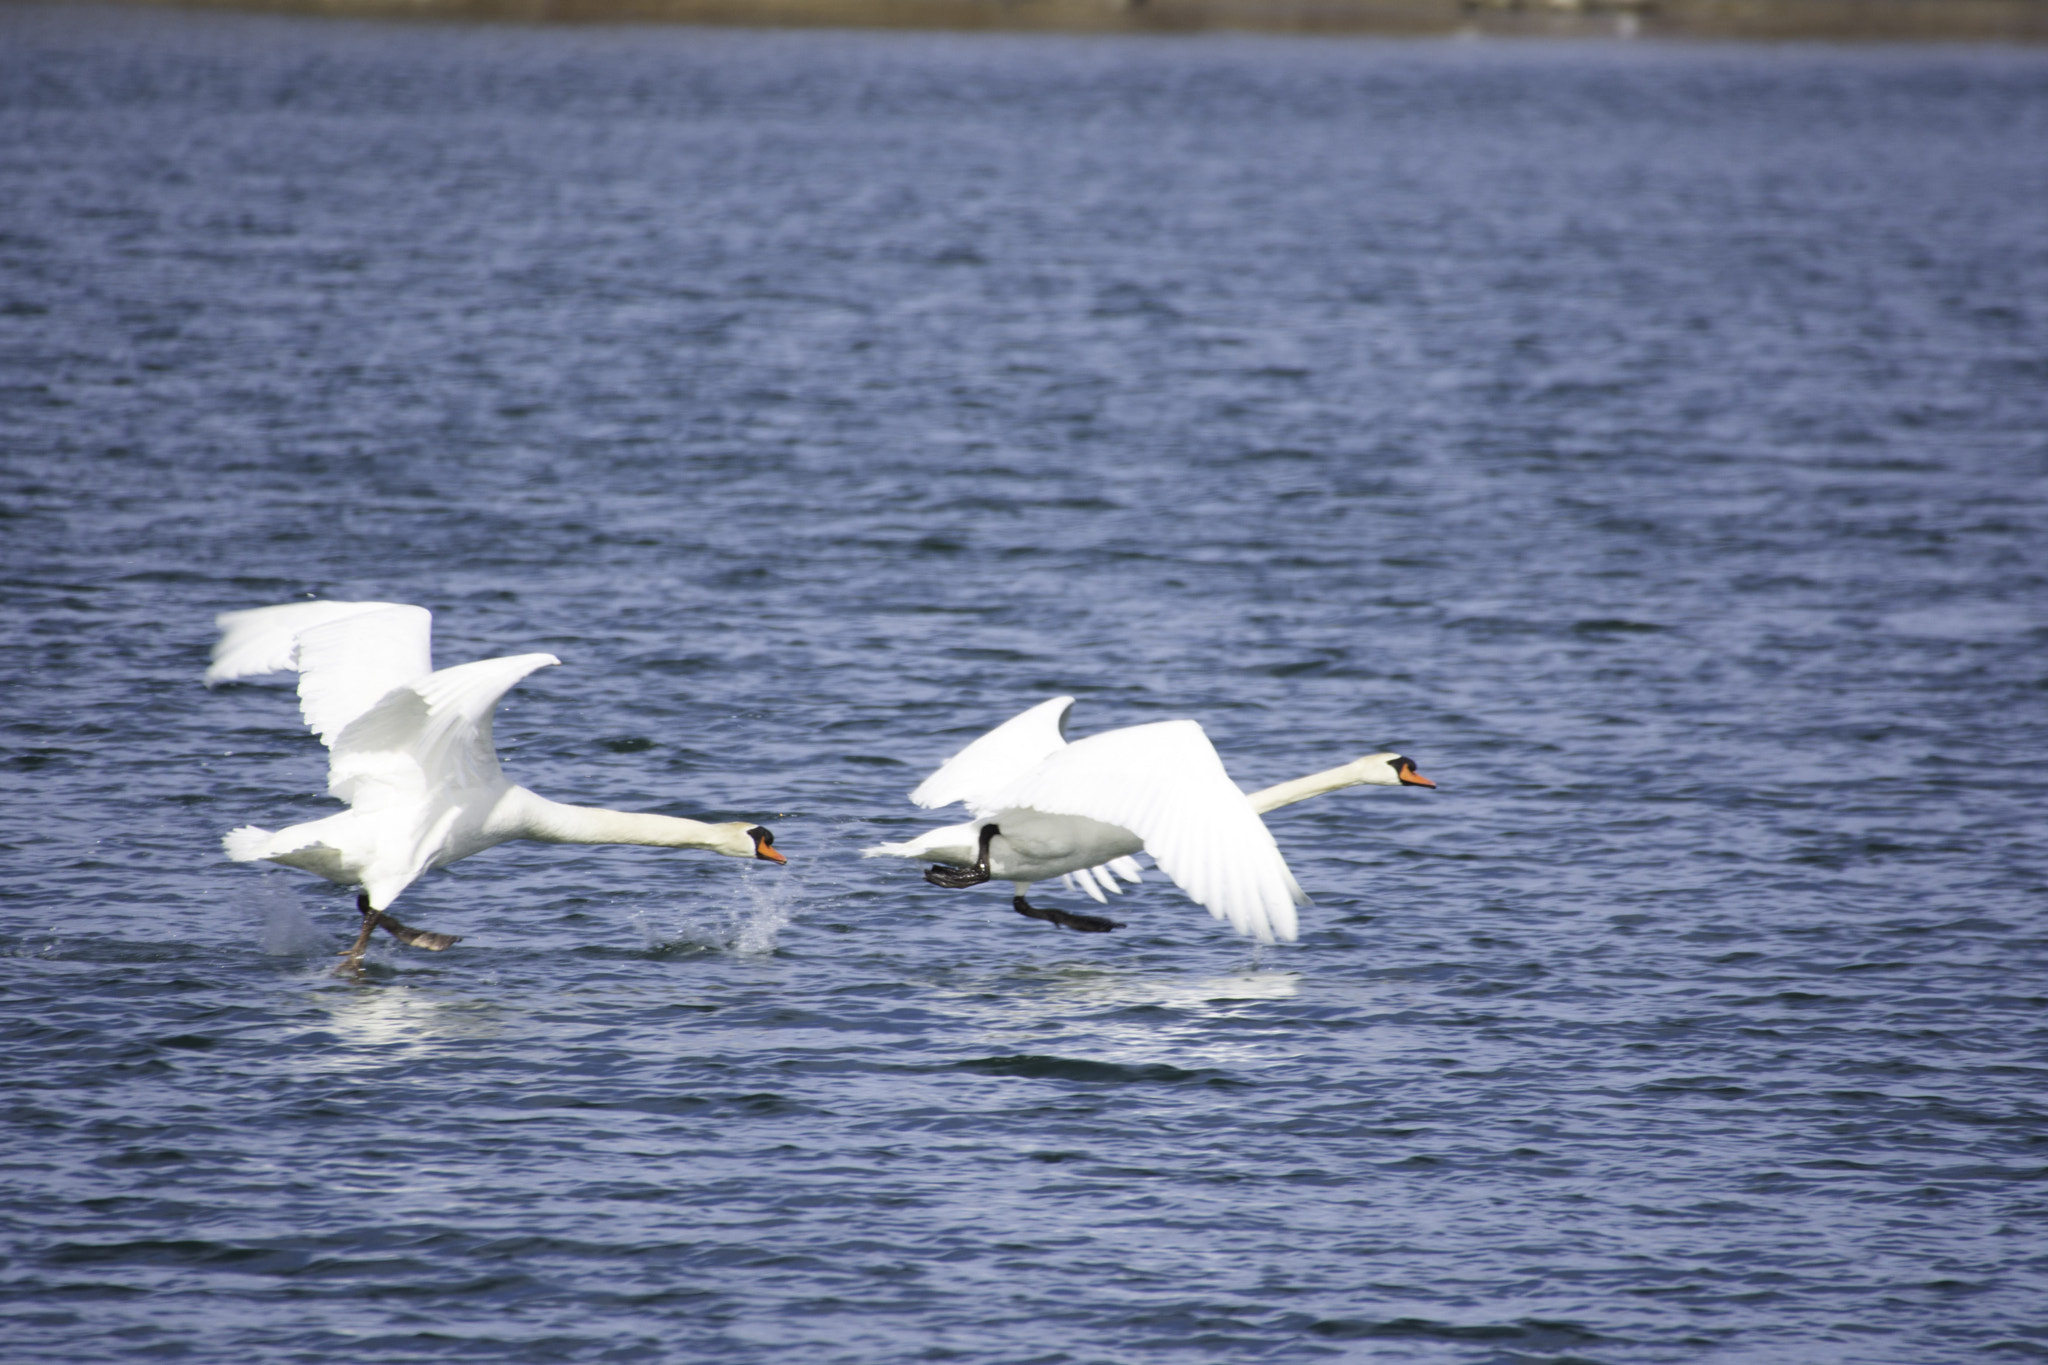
left=408, top=787, right=524, bottom=870
left=987, top=809, right=1143, bottom=881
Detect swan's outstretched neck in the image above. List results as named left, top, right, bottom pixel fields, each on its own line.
left=1247, top=756, right=1405, bottom=814
left=513, top=792, right=750, bottom=853
left=1248, top=765, right=1360, bottom=814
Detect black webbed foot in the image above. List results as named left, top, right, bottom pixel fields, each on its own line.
left=336, top=890, right=379, bottom=976
left=376, top=913, right=461, bottom=952
left=1014, top=895, right=1124, bottom=934
left=924, top=823, right=1001, bottom=890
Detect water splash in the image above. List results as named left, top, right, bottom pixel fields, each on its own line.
left=629, top=868, right=796, bottom=957
left=244, top=876, right=329, bottom=958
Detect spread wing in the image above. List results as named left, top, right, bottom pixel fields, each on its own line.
left=327, top=653, right=559, bottom=811
left=910, top=696, right=1075, bottom=810
left=207, top=600, right=434, bottom=746
left=208, top=600, right=426, bottom=685
left=293, top=606, right=436, bottom=747
left=981, top=719, right=1306, bottom=944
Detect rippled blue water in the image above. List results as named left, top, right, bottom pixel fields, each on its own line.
left=4, top=7, right=2047, bottom=1361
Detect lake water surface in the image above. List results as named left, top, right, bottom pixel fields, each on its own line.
left=3, top=7, right=2047, bottom=1362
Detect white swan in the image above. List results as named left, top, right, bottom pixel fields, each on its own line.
left=207, top=601, right=786, bottom=970
left=864, top=697, right=1434, bottom=944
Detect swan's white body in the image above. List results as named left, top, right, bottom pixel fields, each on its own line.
left=865, top=697, right=1433, bottom=944
left=209, top=601, right=780, bottom=914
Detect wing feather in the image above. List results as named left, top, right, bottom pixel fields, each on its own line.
left=206, top=600, right=422, bottom=691
left=910, top=696, right=1074, bottom=810
left=328, top=653, right=558, bottom=810
left=980, top=720, right=1303, bottom=944
left=292, top=606, right=436, bottom=747
left=206, top=599, right=436, bottom=748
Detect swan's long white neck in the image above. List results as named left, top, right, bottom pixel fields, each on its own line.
left=509, top=790, right=746, bottom=853
left=1245, top=757, right=1402, bottom=814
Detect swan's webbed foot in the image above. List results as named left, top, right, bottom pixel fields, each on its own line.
left=923, top=822, right=1001, bottom=890
left=1014, top=895, right=1124, bottom=934
left=376, top=913, right=461, bottom=952
left=336, top=892, right=379, bottom=976
left=337, top=893, right=462, bottom=974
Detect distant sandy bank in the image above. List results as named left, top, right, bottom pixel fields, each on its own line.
left=57, top=0, right=2048, bottom=38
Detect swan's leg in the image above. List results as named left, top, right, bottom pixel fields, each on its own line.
left=924, top=823, right=1000, bottom=889
left=1013, top=894, right=1124, bottom=934
left=336, top=891, right=379, bottom=975
left=375, top=913, right=460, bottom=952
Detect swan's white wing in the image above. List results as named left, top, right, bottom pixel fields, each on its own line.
left=327, top=653, right=558, bottom=810
left=293, top=605, right=436, bottom=748
left=206, top=600, right=421, bottom=688
left=910, top=696, right=1075, bottom=811
left=207, top=600, right=435, bottom=747
left=1061, top=870, right=1106, bottom=902
left=1061, top=856, right=1145, bottom=902
left=984, top=720, right=1306, bottom=944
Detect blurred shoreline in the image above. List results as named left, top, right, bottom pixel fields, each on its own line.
left=48, top=0, right=2048, bottom=39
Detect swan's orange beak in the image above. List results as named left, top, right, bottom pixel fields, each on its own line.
left=1399, top=768, right=1436, bottom=789
left=747, top=826, right=787, bottom=863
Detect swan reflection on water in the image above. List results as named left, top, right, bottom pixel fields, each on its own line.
left=939, top=966, right=1310, bottom=1073
left=305, top=986, right=508, bottom=1064
left=1016, top=965, right=1304, bottom=1012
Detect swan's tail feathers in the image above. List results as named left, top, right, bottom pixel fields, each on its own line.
left=861, top=825, right=981, bottom=868
left=223, top=825, right=282, bottom=862
left=224, top=823, right=334, bottom=864
left=223, top=824, right=361, bottom=891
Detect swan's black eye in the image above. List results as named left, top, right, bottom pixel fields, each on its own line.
left=748, top=826, right=774, bottom=846
left=1387, top=756, right=1409, bottom=774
